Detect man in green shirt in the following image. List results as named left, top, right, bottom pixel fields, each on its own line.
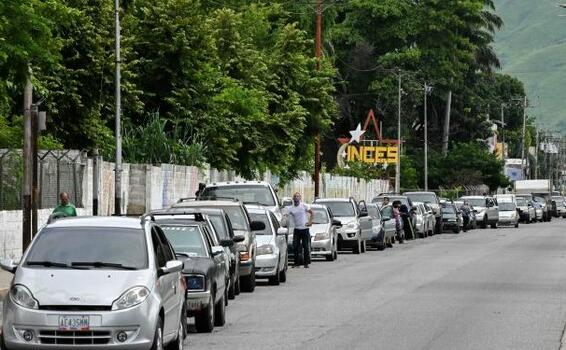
left=52, top=192, right=77, bottom=217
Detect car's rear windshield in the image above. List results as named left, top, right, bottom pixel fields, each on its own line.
left=499, top=203, right=516, bottom=211
left=160, top=225, right=208, bottom=257
left=316, top=202, right=355, bottom=217
left=312, top=208, right=330, bottom=224
left=406, top=193, right=437, bottom=204
left=201, top=185, right=276, bottom=206
left=442, top=206, right=456, bottom=215
left=461, top=198, right=485, bottom=207
left=249, top=213, right=272, bottom=235
left=25, top=227, right=148, bottom=269
left=533, top=196, right=545, bottom=203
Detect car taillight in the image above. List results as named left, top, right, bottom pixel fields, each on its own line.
left=240, top=252, right=251, bottom=262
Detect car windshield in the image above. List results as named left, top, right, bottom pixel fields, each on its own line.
left=316, top=202, right=355, bottom=217
left=201, top=185, right=275, bottom=206
left=214, top=206, right=248, bottom=231
left=516, top=197, right=527, bottom=206
left=160, top=225, right=208, bottom=257
left=207, top=215, right=229, bottom=240
left=312, top=208, right=330, bottom=224
left=406, top=193, right=437, bottom=204
left=533, top=196, right=545, bottom=203
left=499, top=203, right=516, bottom=211
left=25, top=227, right=148, bottom=269
left=462, top=198, right=485, bottom=207
left=442, top=206, right=456, bottom=215
left=249, top=213, right=272, bottom=235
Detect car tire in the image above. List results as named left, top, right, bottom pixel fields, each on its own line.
left=361, top=240, right=366, bottom=253
left=333, top=250, right=338, bottom=260
left=241, top=269, right=256, bottom=293
left=279, top=263, right=287, bottom=282
left=150, top=317, right=164, bottom=350
left=234, top=274, right=241, bottom=296
left=353, top=240, right=361, bottom=254
left=195, top=291, right=214, bottom=333
left=453, top=227, right=460, bottom=234
left=326, top=252, right=334, bottom=261
left=166, top=308, right=187, bottom=350
left=269, top=262, right=281, bottom=286
left=228, top=272, right=236, bottom=300
left=490, top=222, right=497, bottom=229
left=214, top=290, right=226, bottom=327
left=515, top=222, right=519, bottom=228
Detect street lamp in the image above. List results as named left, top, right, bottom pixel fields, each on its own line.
left=114, top=0, right=123, bottom=215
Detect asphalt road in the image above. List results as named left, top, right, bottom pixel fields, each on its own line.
left=188, top=220, right=566, bottom=350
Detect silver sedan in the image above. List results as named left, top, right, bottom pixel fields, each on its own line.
left=309, top=204, right=341, bottom=261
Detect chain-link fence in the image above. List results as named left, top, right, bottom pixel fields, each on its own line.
left=0, top=149, right=87, bottom=210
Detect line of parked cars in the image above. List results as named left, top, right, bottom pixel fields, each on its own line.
left=1, top=183, right=564, bottom=350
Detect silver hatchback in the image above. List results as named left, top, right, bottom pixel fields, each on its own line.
left=1, top=216, right=186, bottom=350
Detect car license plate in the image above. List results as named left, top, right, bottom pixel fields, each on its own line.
left=186, top=300, right=202, bottom=311
left=58, top=315, right=90, bottom=331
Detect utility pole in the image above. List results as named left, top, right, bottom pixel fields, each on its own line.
left=520, top=96, right=527, bottom=179
left=313, top=0, right=322, bottom=198
left=395, top=73, right=402, bottom=193
left=500, top=103, right=506, bottom=162
left=114, top=0, right=123, bottom=215
left=424, top=82, right=430, bottom=191
left=22, top=72, right=33, bottom=251
left=535, top=128, right=539, bottom=179
left=31, top=104, right=39, bottom=236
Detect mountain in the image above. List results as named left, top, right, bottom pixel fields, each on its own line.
left=494, top=0, right=566, bottom=132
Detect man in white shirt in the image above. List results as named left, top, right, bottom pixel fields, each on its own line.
left=284, top=192, right=314, bottom=268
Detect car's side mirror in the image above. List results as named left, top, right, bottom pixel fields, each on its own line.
left=0, top=259, right=17, bottom=274
left=331, top=219, right=342, bottom=227
left=250, top=220, right=266, bottom=231
left=211, top=246, right=224, bottom=256
left=382, top=217, right=391, bottom=222
left=358, top=211, right=368, bottom=218
left=159, top=260, right=183, bottom=276
left=220, top=239, right=234, bottom=247
left=233, top=235, right=245, bottom=243
left=277, top=228, right=288, bottom=236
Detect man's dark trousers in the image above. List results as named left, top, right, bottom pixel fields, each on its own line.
left=293, top=228, right=311, bottom=266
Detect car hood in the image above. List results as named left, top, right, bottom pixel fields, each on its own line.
left=255, top=235, right=274, bottom=246
left=334, top=216, right=356, bottom=225
left=182, top=256, right=214, bottom=275
left=310, top=223, right=330, bottom=236
left=15, top=267, right=153, bottom=307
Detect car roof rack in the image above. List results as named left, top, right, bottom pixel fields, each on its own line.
left=177, top=197, right=198, bottom=203
left=243, top=201, right=268, bottom=206
left=140, top=213, right=155, bottom=224
left=197, top=196, right=240, bottom=202
left=149, top=211, right=205, bottom=222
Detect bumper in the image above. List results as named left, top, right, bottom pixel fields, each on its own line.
left=255, top=254, right=279, bottom=277
left=338, top=230, right=359, bottom=241
left=368, top=231, right=384, bottom=245
left=311, top=238, right=332, bottom=256
left=498, top=218, right=517, bottom=226
left=442, top=222, right=459, bottom=231
left=2, top=298, right=157, bottom=349
left=186, top=290, right=212, bottom=314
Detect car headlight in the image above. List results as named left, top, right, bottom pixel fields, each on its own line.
left=112, top=286, right=150, bottom=310
left=186, top=275, right=205, bottom=292
left=10, top=285, right=39, bottom=309
left=345, top=222, right=359, bottom=231
left=314, top=232, right=330, bottom=241
left=257, top=244, right=274, bottom=256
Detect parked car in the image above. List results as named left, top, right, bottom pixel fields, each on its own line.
left=515, top=194, right=535, bottom=223
left=422, top=203, right=437, bottom=235
left=149, top=212, right=229, bottom=333
left=403, top=191, right=443, bottom=234
left=459, top=196, right=499, bottom=229
left=532, top=193, right=553, bottom=222
left=497, top=202, right=519, bottom=228
left=307, top=204, right=341, bottom=260
left=551, top=196, right=566, bottom=218
left=313, top=197, right=371, bottom=254
left=365, top=203, right=394, bottom=250
left=441, top=202, right=462, bottom=233
left=200, top=181, right=282, bottom=221
left=453, top=200, right=477, bottom=230
left=412, top=202, right=429, bottom=238
left=246, top=205, right=288, bottom=285
left=531, top=200, right=544, bottom=222
left=0, top=216, right=186, bottom=350
left=373, top=194, right=417, bottom=239
left=173, top=199, right=265, bottom=293
left=379, top=204, right=398, bottom=246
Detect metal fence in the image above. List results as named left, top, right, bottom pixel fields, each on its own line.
left=0, top=149, right=87, bottom=210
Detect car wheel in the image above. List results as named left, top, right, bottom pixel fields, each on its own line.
left=228, top=272, right=236, bottom=300
left=515, top=222, right=519, bottom=228
left=333, top=249, right=338, bottom=260
left=269, top=263, right=281, bottom=286
left=195, top=291, right=214, bottom=333
left=325, top=254, right=334, bottom=261
left=150, top=317, right=164, bottom=350
left=361, top=240, right=366, bottom=253
left=214, top=290, right=226, bottom=327
left=353, top=240, right=361, bottom=254
left=234, top=274, right=241, bottom=296
left=490, top=222, right=497, bottom=229
left=453, top=227, right=460, bottom=234
left=241, top=269, right=256, bottom=293
left=279, top=262, right=287, bottom=282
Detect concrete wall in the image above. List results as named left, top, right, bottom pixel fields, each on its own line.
left=0, top=156, right=389, bottom=260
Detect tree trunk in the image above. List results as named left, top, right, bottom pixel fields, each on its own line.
left=442, top=89, right=452, bottom=156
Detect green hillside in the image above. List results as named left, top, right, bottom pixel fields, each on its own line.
left=494, top=0, right=566, bottom=131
